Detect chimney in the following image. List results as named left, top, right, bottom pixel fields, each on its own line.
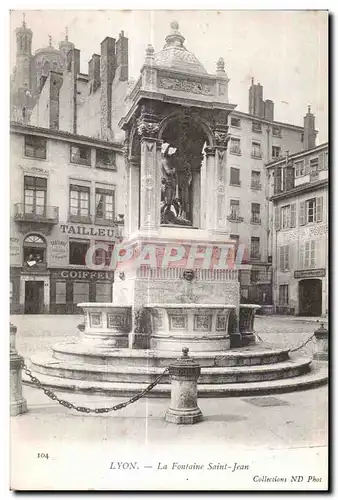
left=49, top=71, right=63, bottom=129
left=88, top=53, right=101, bottom=93
left=249, top=78, right=264, bottom=117
left=303, top=106, right=316, bottom=150
left=264, top=99, right=274, bottom=121
left=115, top=31, right=128, bottom=81
left=71, top=48, right=80, bottom=134
left=100, top=37, right=116, bottom=132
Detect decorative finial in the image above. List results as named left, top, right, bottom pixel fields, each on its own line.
left=216, top=57, right=225, bottom=72
left=120, top=30, right=124, bottom=38
left=22, top=13, right=26, bottom=28
left=182, top=347, right=189, bottom=357
left=65, top=27, right=68, bottom=41
left=146, top=44, right=154, bottom=57
left=170, top=20, right=179, bottom=31
left=48, top=34, right=52, bottom=48
left=251, top=77, right=254, bottom=85
left=308, top=105, right=311, bottom=114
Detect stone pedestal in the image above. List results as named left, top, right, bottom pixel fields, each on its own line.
left=78, top=303, right=132, bottom=348
left=10, top=323, right=27, bottom=417
left=239, top=304, right=261, bottom=346
left=313, top=323, right=328, bottom=361
left=166, top=347, right=203, bottom=425
left=145, top=303, right=235, bottom=352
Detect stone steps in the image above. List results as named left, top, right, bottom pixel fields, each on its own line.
left=22, top=361, right=328, bottom=398
left=52, top=341, right=290, bottom=367
left=30, top=352, right=311, bottom=385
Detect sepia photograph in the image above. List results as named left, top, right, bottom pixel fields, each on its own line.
left=8, top=7, right=329, bottom=492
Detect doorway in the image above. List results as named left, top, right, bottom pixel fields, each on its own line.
left=298, top=279, right=322, bottom=316
left=25, top=281, right=44, bottom=314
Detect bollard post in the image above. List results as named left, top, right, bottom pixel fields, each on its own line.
left=313, top=323, right=328, bottom=361
left=10, top=323, right=27, bottom=416
left=165, top=347, right=203, bottom=425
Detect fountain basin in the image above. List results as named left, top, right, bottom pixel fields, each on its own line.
left=239, top=304, right=261, bottom=346
left=145, top=304, right=236, bottom=352
left=78, top=303, right=132, bottom=348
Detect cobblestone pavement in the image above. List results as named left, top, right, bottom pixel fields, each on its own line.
left=10, top=313, right=324, bottom=360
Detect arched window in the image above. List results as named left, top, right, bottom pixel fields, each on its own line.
left=23, top=234, right=47, bottom=267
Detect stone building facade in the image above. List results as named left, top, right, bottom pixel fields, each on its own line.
left=267, top=141, right=328, bottom=316
left=10, top=19, right=322, bottom=313
left=10, top=121, right=124, bottom=314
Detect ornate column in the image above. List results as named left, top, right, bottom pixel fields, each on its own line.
left=204, top=146, right=217, bottom=232
left=214, top=129, right=230, bottom=231
left=137, top=118, right=162, bottom=232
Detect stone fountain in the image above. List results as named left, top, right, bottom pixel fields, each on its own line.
left=25, top=22, right=327, bottom=397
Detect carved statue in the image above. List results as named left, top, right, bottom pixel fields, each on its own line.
left=161, top=144, right=178, bottom=224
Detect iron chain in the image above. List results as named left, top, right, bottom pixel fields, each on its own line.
left=22, top=362, right=169, bottom=414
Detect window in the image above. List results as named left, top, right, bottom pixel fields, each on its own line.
left=95, top=188, right=115, bottom=222
left=307, top=198, right=316, bottom=223
left=69, top=185, right=90, bottom=219
left=230, top=138, right=241, bottom=155
left=250, top=237, right=260, bottom=259
left=279, top=285, right=289, bottom=305
left=55, top=282, right=67, bottom=304
left=252, top=121, right=262, bottom=132
left=251, top=142, right=262, bottom=158
left=23, top=234, right=46, bottom=265
left=272, top=126, right=282, bottom=138
left=93, top=241, right=115, bottom=267
left=280, top=245, right=289, bottom=270
left=310, top=158, right=319, bottom=172
left=229, top=200, right=240, bottom=219
left=69, top=240, right=90, bottom=266
left=272, top=146, right=281, bottom=159
left=24, top=176, right=47, bottom=215
left=230, top=117, right=241, bottom=128
left=96, top=283, right=112, bottom=302
left=251, top=171, right=261, bottom=190
left=24, top=135, right=47, bottom=159
left=281, top=205, right=290, bottom=229
left=70, top=144, right=91, bottom=166
left=251, top=203, right=261, bottom=223
left=230, top=167, right=240, bottom=186
left=73, top=282, right=90, bottom=303
left=294, top=160, right=305, bottom=177
left=250, top=270, right=260, bottom=283
left=300, top=197, right=323, bottom=225
left=301, top=241, right=316, bottom=269
left=96, top=149, right=116, bottom=169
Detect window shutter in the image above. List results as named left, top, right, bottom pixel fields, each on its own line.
left=274, top=206, right=280, bottom=231
left=318, top=152, right=324, bottom=171
left=324, top=153, right=328, bottom=170
left=299, top=201, right=306, bottom=225
left=274, top=168, right=282, bottom=194
left=316, top=197, right=323, bottom=222
left=278, top=247, right=282, bottom=270
left=290, top=203, right=296, bottom=228
left=285, top=245, right=289, bottom=270
left=299, top=243, right=304, bottom=269
left=304, top=158, right=310, bottom=175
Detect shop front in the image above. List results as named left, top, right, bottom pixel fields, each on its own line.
left=49, top=268, right=114, bottom=314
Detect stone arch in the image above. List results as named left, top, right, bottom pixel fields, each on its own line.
left=158, top=110, right=214, bottom=147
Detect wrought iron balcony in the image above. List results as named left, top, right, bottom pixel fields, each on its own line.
left=68, top=213, right=92, bottom=224
left=250, top=214, right=261, bottom=224
left=227, top=213, right=244, bottom=223
left=251, top=152, right=262, bottom=159
left=230, top=146, right=242, bottom=155
left=250, top=253, right=261, bottom=260
left=251, top=181, right=262, bottom=190
left=310, top=171, right=319, bottom=182
left=23, top=262, right=48, bottom=272
left=14, top=203, right=59, bottom=224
